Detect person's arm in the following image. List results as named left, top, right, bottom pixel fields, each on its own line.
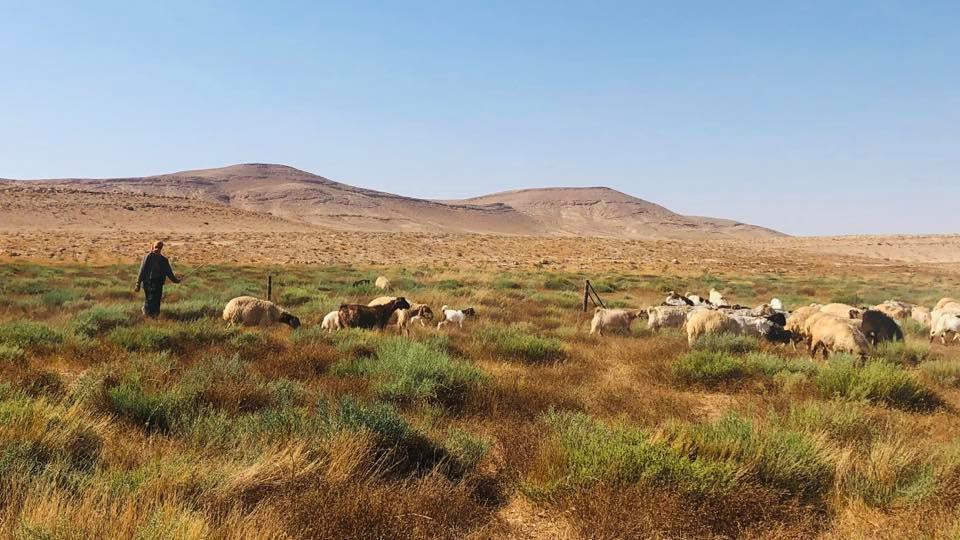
left=135, top=254, right=150, bottom=290
left=164, top=258, right=180, bottom=284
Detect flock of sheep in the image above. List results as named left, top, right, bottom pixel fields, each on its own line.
left=220, top=275, right=476, bottom=335
left=219, top=274, right=959, bottom=362
left=590, top=289, right=960, bottom=360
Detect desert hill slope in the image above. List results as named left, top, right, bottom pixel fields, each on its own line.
left=4, top=164, right=781, bottom=239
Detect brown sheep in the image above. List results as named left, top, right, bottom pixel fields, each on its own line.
left=339, top=297, right=411, bottom=330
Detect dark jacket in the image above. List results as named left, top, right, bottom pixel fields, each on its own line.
left=137, top=252, right=179, bottom=286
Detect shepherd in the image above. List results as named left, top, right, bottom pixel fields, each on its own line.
left=135, top=241, right=181, bottom=318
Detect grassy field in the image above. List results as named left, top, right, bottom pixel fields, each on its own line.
left=1, top=261, right=959, bottom=538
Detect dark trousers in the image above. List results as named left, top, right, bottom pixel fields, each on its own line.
left=143, top=280, right=164, bottom=317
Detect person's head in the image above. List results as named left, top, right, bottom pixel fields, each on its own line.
left=152, top=241, right=164, bottom=253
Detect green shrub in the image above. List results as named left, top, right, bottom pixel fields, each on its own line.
left=435, top=279, right=466, bottom=291
left=870, top=341, right=931, bottom=366
left=673, top=351, right=816, bottom=388
left=0, top=345, right=25, bottom=364
left=492, top=278, right=521, bottom=290
left=445, top=430, right=491, bottom=470
left=0, top=321, right=64, bottom=350
left=920, top=360, right=960, bottom=388
left=776, top=401, right=877, bottom=444
left=334, top=339, right=487, bottom=407
left=673, top=351, right=746, bottom=387
left=163, top=299, right=222, bottom=321
left=529, top=291, right=582, bottom=309
left=279, top=287, right=314, bottom=306
left=475, top=324, right=564, bottom=362
left=336, top=399, right=413, bottom=447
left=669, top=413, right=834, bottom=498
left=690, top=333, right=759, bottom=354
left=844, top=438, right=938, bottom=508
left=106, top=381, right=178, bottom=431
left=72, top=305, right=135, bottom=337
left=41, top=288, right=80, bottom=307
left=108, top=322, right=234, bottom=353
left=540, top=411, right=737, bottom=496
left=816, top=357, right=942, bottom=411
left=542, top=277, right=575, bottom=291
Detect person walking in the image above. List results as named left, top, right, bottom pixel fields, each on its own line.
left=135, top=241, right=181, bottom=318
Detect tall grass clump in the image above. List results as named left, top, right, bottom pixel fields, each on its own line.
left=334, top=339, right=487, bottom=407
left=163, top=299, right=222, bottom=321
left=0, top=345, right=25, bottom=364
left=673, top=351, right=816, bottom=388
left=0, top=321, right=64, bottom=350
left=668, top=413, right=835, bottom=498
left=71, top=305, right=136, bottom=337
left=920, top=360, right=960, bottom=388
left=870, top=340, right=932, bottom=366
left=108, top=322, right=234, bottom=353
left=535, top=411, right=738, bottom=496
left=815, top=356, right=942, bottom=411
left=474, top=324, right=564, bottom=363
left=40, top=288, right=80, bottom=307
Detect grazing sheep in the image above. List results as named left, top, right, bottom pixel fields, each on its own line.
left=685, top=293, right=708, bottom=306
left=397, top=304, right=434, bottom=335
left=374, top=276, right=392, bottom=291
left=590, top=308, right=647, bottom=336
left=770, top=298, right=785, bottom=311
left=727, top=314, right=795, bottom=344
left=912, top=306, right=932, bottom=326
left=930, top=313, right=960, bottom=344
left=860, top=310, right=904, bottom=345
left=222, top=296, right=301, bottom=329
left=786, top=305, right=822, bottom=335
left=685, top=309, right=740, bottom=346
left=820, top=303, right=863, bottom=320
left=339, top=297, right=411, bottom=330
left=708, top=289, right=729, bottom=307
left=437, top=306, right=476, bottom=330
left=751, top=304, right=776, bottom=318
left=765, top=312, right=788, bottom=327
left=808, top=315, right=870, bottom=360
left=664, top=291, right=693, bottom=307
left=935, top=298, right=959, bottom=311
left=321, top=310, right=341, bottom=332
left=872, top=301, right=914, bottom=320
left=647, top=305, right=697, bottom=331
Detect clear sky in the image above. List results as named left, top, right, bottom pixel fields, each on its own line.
left=2, top=1, right=957, bottom=236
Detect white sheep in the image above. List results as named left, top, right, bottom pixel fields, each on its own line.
left=664, top=291, right=692, bottom=307
left=222, top=296, right=301, bottom=329
left=930, top=312, right=960, bottom=344
left=935, top=298, right=959, bottom=311
left=590, top=308, right=646, bottom=336
left=708, top=288, right=729, bottom=307
left=437, top=306, right=475, bottom=330
left=819, top=303, right=863, bottom=320
left=808, top=314, right=870, bottom=360
left=647, top=305, right=697, bottom=331
left=375, top=276, right=391, bottom=291
left=684, top=309, right=740, bottom=346
left=770, top=298, right=784, bottom=311
left=912, top=306, right=932, bottom=326
left=321, top=310, right=341, bottom=332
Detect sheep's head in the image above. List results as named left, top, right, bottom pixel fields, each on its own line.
left=279, top=312, right=301, bottom=329
left=417, top=305, right=434, bottom=320
left=635, top=309, right=649, bottom=321
left=394, top=297, right=411, bottom=310
left=764, top=325, right=795, bottom=344
left=462, top=307, right=477, bottom=317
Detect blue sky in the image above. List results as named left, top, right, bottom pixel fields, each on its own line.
left=1, top=1, right=957, bottom=236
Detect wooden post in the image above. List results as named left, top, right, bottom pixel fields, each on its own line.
left=267, top=275, right=272, bottom=301
left=583, top=280, right=591, bottom=312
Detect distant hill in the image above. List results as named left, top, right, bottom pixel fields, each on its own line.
left=3, top=163, right=783, bottom=239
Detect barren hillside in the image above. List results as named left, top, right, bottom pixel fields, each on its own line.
left=6, top=164, right=779, bottom=239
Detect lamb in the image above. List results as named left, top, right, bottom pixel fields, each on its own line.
left=374, top=276, right=392, bottom=291
left=685, top=293, right=708, bottom=306
left=397, top=304, right=434, bottom=335
left=664, top=291, right=693, bottom=306
left=222, top=296, right=301, bottom=329
left=819, top=303, right=863, bottom=320
left=339, top=297, right=411, bottom=330
left=808, top=314, right=870, bottom=360
left=647, top=305, right=697, bottom=331
left=437, top=306, right=476, bottom=330
left=860, top=310, right=903, bottom=345
left=684, top=309, right=740, bottom=346
left=912, top=306, right=932, bottom=326
left=708, top=288, right=729, bottom=307
left=930, top=312, right=960, bottom=344
left=321, top=310, right=342, bottom=332
left=590, top=308, right=647, bottom=336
